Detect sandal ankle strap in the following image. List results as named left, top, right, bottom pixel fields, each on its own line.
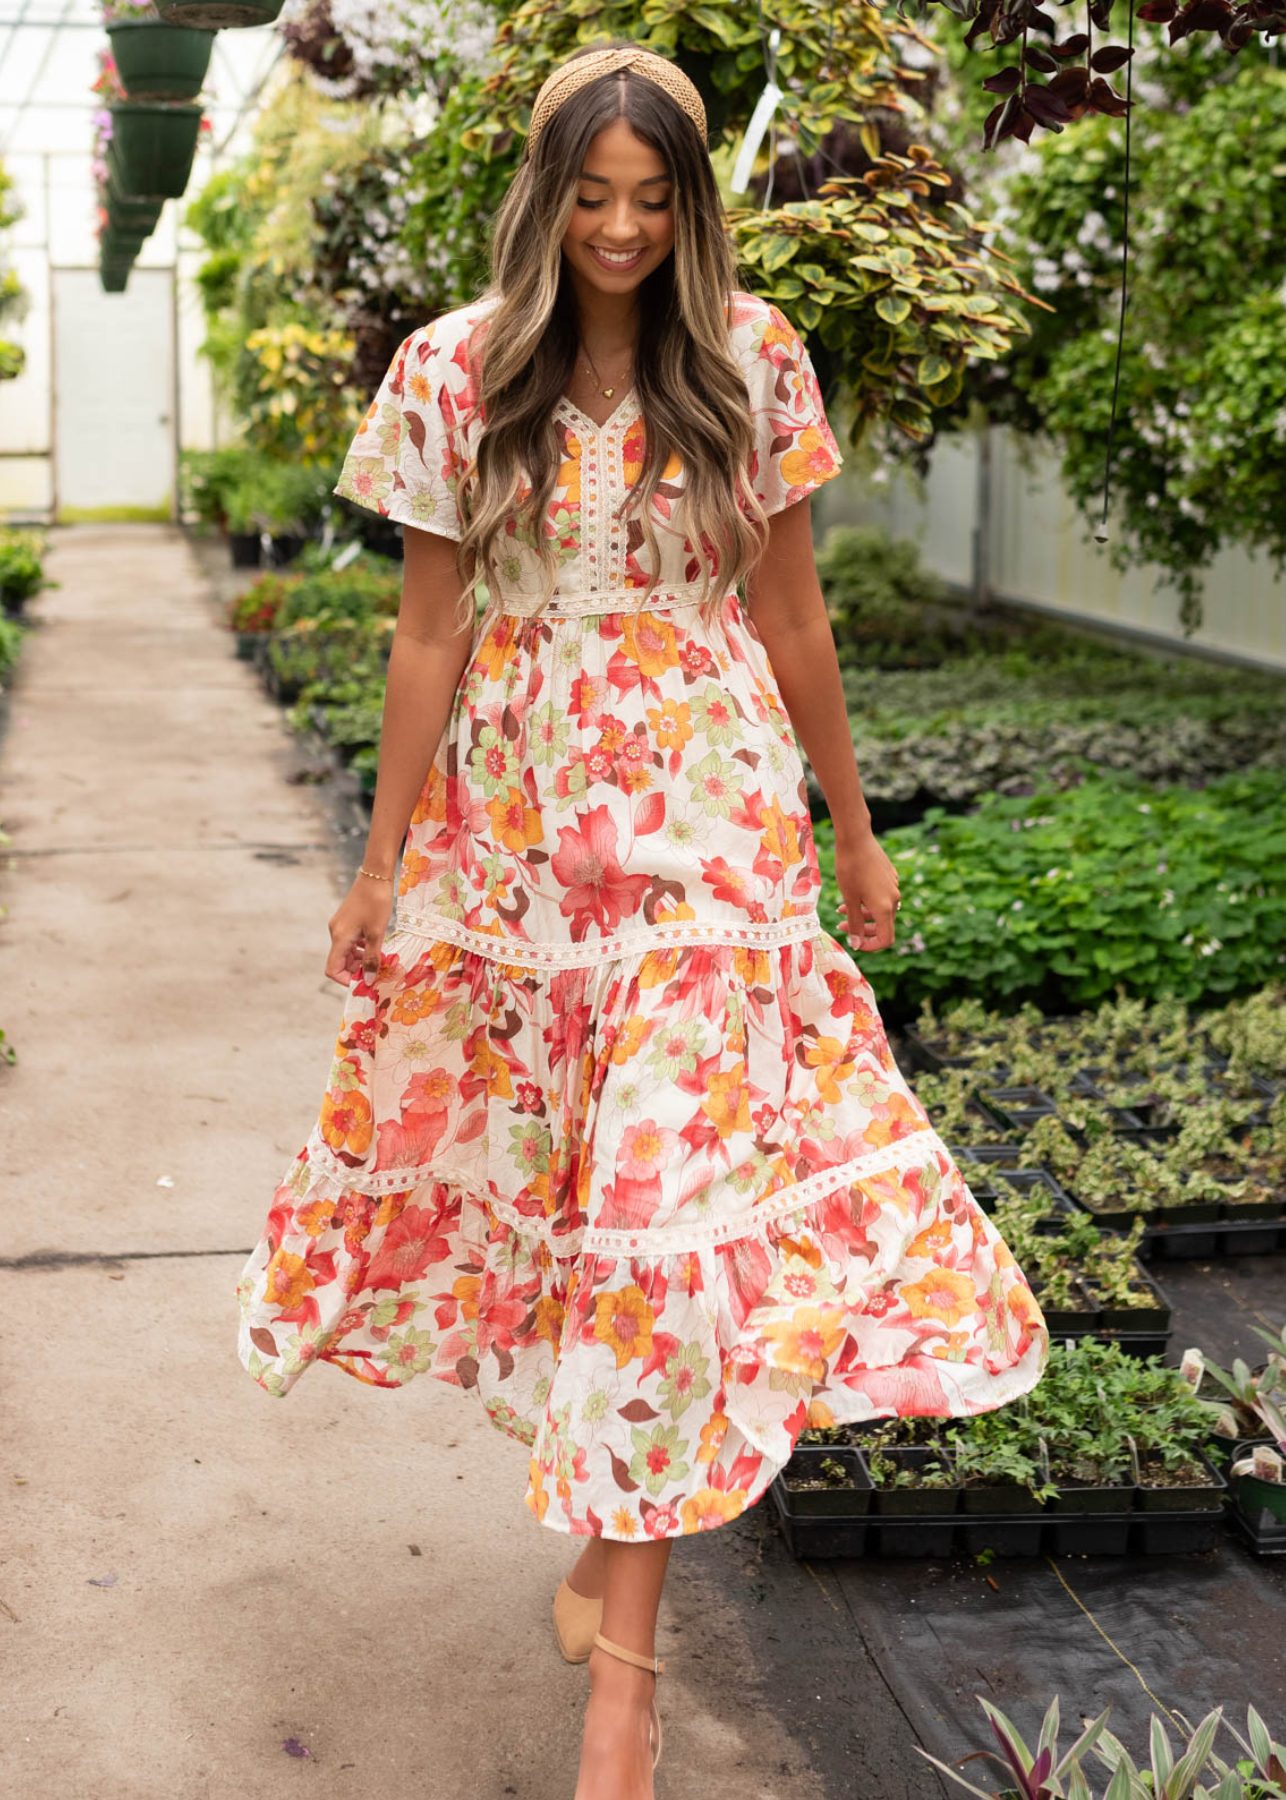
left=593, top=1631, right=664, bottom=1676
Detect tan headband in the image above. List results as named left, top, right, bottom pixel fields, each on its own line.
left=524, top=47, right=707, bottom=154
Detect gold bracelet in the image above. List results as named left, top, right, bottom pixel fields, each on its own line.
left=357, top=865, right=394, bottom=882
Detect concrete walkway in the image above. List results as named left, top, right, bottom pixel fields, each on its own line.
left=0, top=526, right=909, bottom=1800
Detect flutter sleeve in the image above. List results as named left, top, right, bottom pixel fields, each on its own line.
left=742, top=300, right=844, bottom=516
left=332, top=317, right=474, bottom=540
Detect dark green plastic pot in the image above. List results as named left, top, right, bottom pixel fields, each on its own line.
left=100, top=260, right=133, bottom=294
left=106, top=20, right=214, bottom=99
left=100, top=227, right=148, bottom=260
left=107, top=102, right=201, bottom=200
left=157, top=0, right=284, bottom=26
left=106, top=193, right=163, bottom=235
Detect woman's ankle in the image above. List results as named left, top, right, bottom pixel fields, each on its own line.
left=567, top=1537, right=608, bottom=1599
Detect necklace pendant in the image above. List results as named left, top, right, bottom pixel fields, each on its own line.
left=602, top=386, right=615, bottom=398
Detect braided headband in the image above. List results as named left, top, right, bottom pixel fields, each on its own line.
left=525, top=47, right=707, bottom=154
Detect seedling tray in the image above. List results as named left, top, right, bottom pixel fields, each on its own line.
left=770, top=1483, right=1225, bottom=1560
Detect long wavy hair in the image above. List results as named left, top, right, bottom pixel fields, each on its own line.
left=450, top=40, right=771, bottom=633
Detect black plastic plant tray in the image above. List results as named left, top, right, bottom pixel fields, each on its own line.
left=898, top=1025, right=1009, bottom=1076
left=951, top=1143, right=1027, bottom=1169
left=1224, top=1503, right=1286, bottom=1558
left=1046, top=1327, right=1173, bottom=1359
left=973, top=1085, right=1062, bottom=1134
left=769, top=1485, right=1226, bottom=1560
left=1139, top=1216, right=1286, bottom=1260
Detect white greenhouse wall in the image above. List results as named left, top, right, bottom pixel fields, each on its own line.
left=843, top=424, right=1286, bottom=672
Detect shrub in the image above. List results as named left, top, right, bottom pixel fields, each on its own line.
left=814, top=766, right=1286, bottom=1016
left=814, top=523, right=975, bottom=670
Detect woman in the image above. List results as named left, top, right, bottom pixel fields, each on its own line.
left=236, top=40, right=1048, bottom=1800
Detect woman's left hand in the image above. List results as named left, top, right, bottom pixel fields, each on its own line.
left=834, top=829, right=901, bottom=954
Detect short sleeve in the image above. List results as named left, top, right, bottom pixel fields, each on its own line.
left=742, top=300, right=844, bottom=517
left=332, top=316, right=474, bottom=540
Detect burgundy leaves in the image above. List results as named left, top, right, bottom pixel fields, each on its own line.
left=966, top=0, right=1285, bottom=147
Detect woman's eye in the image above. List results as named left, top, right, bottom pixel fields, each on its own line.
left=575, top=196, right=672, bottom=211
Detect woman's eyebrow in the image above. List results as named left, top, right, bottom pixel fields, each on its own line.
left=578, top=171, right=672, bottom=185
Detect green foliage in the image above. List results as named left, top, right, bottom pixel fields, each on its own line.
left=815, top=523, right=961, bottom=670
left=830, top=636, right=1286, bottom=813
left=0, top=156, right=27, bottom=381
left=479, top=0, right=914, bottom=157
left=0, top=529, right=54, bottom=604
left=948, top=66, right=1286, bottom=632
left=732, top=160, right=1035, bottom=444
left=815, top=766, right=1286, bottom=1015
left=222, top=456, right=337, bottom=536
left=0, top=613, right=28, bottom=683
left=178, top=446, right=261, bottom=527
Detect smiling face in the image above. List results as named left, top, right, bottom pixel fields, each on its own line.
left=560, top=116, right=676, bottom=303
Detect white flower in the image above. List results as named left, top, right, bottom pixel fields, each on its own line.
left=1012, top=899, right=1023, bottom=910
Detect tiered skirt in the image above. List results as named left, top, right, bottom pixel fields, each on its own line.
left=236, top=908, right=1049, bottom=1540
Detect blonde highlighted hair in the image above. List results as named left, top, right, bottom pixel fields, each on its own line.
left=448, top=40, right=771, bottom=633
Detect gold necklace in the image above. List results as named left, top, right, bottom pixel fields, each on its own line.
left=580, top=348, right=632, bottom=400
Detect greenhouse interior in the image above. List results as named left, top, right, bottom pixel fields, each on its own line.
left=1, top=3, right=1284, bottom=1797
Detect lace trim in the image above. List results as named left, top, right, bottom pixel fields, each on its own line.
left=390, top=906, right=823, bottom=968
left=484, top=581, right=723, bottom=619
left=296, top=1124, right=950, bottom=1258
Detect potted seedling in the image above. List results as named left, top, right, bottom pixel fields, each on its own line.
left=779, top=1447, right=872, bottom=1518
left=1229, top=1445, right=1286, bottom=1531
left=865, top=1441, right=959, bottom=1515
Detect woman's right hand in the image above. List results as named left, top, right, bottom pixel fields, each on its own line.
left=326, top=875, right=396, bottom=988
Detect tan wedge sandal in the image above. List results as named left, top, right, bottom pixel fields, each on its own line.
left=553, top=1577, right=604, bottom=1664
left=591, top=1630, right=664, bottom=1770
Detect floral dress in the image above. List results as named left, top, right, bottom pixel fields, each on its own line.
left=235, top=288, right=1049, bottom=1542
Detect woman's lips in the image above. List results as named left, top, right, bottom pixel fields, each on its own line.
left=588, top=244, right=648, bottom=271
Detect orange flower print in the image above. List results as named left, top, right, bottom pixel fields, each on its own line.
left=761, top=1305, right=846, bottom=1381
left=900, top=1268, right=979, bottom=1327
left=908, top=1218, right=954, bottom=1259
left=526, top=1459, right=550, bottom=1524
left=680, top=1486, right=747, bottom=1532
left=780, top=425, right=837, bottom=492
left=296, top=1199, right=335, bottom=1239
left=646, top=697, right=692, bottom=752
left=319, top=1083, right=373, bottom=1157
left=592, top=1285, right=656, bottom=1369
left=477, top=621, right=519, bottom=683
left=612, top=1507, right=639, bottom=1538
left=620, top=612, right=678, bottom=678
left=262, top=1248, right=315, bottom=1313
left=804, top=1035, right=856, bottom=1107
left=701, top=1064, right=752, bottom=1139
left=396, top=847, right=433, bottom=896
left=758, top=795, right=803, bottom=872
left=487, top=785, right=544, bottom=854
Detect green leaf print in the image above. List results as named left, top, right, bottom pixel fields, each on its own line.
left=686, top=748, right=745, bottom=819
left=377, top=1327, right=437, bottom=1382
left=471, top=724, right=521, bottom=797
left=530, top=700, right=570, bottom=767
left=657, top=1344, right=713, bottom=1420
left=509, top=1118, right=551, bottom=1181
left=646, top=1017, right=706, bottom=1081
left=690, top=682, right=744, bottom=747
left=628, top=1423, right=692, bottom=1498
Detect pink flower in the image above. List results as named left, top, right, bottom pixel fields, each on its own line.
left=551, top=804, right=650, bottom=939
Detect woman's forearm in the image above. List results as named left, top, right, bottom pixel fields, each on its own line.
left=361, top=626, right=475, bottom=874
left=757, top=611, right=872, bottom=841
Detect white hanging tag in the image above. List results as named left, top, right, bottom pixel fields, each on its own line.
left=729, top=28, right=782, bottom=196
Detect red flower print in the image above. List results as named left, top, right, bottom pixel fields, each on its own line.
left=644, top=1502, right=680, bottom=1538
left=701, top=856, right=756, bottom=911
left=551, top=805, right=650, bottom=939
left=359, top=1204, right=452, bottom=1293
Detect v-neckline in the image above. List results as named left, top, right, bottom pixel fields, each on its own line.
left=556, top=386, right=639, bottom=435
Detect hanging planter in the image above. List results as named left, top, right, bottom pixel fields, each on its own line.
left=107, top=101, right=201, bottom=199
left=105, top=154, right=165, bottom=215
left=156, top=0, right=284, bottom=28
left=100, top=225, right=148, bottom=260
left=100, top=255, right=135, bottom=293
left=106, top=192, right=163, bottom=235
left=106, top=21, right=214, bottom=101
